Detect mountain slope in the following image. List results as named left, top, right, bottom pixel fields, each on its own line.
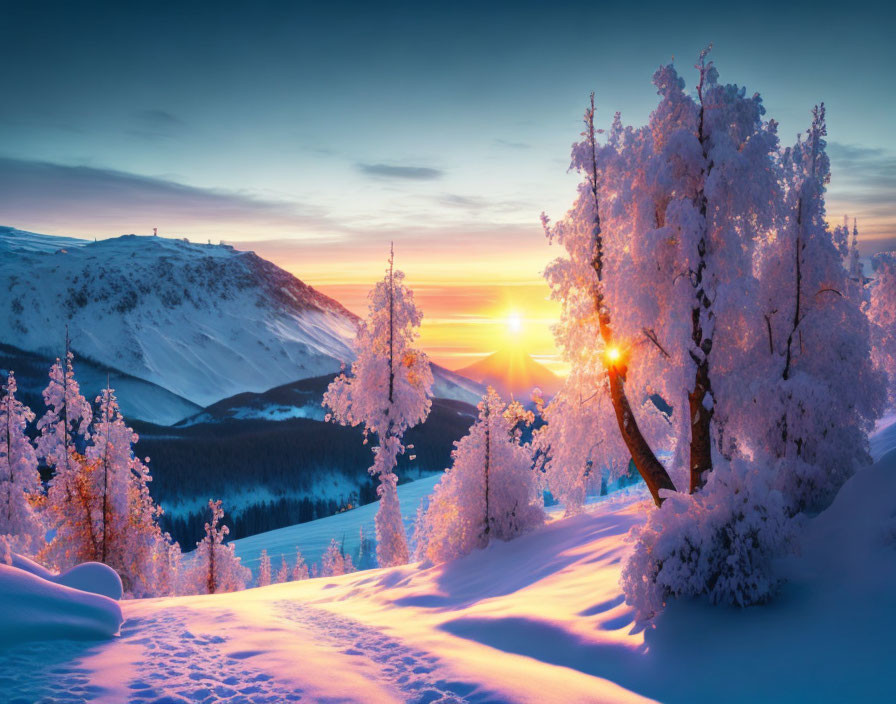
left=0, top=227, right=482, bottom=412
left=0, top=342, right=201, bottom=426
left=457, top=347, right=562, bottom=400
left=1, top=230, right=358, bottom=408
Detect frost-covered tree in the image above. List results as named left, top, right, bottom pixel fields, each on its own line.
left=542, top=95, right=675, bottom=506
left=291, top=547, right=309, bottom=581
left=0, top=373, right=43, bottom=554
left=748, top=104, right=883, bottom=512
left=416, top=388, right=544, bottom=564
left=85, top=384, right=131, bottom=567
left=155, top=537, right=183, bottom=597
left=38, top=348, right=96, bottom=568
left=257, top=548, right=272, bottom=587
left=189, top=500, right=250, bottom=594
left=324, top=246, right=434, bottom=567
left=42, top=378, right=177, bottom=596
left=544, top=53, right=883, bottom=618
left=318, top=537, right=355, bottom=577
left=533, top=367, right=632, bottom=515
left=275, top=554, right=290, bottom=583
left=869, top=252, right=896, bottom=409
left=747, top=105, right=885, bottom=512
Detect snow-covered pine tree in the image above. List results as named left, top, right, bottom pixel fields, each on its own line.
left=416, top=388, right=544, bottom=564
left=257, top=548, right=272, bottom=587
left=189, top=499, right=250, bottom=594
left=291, top=547, right=309, bottom=581
left=869, top=251, right=896, bottom=410
left=85, top=384, right=131, bottom=569
left=275, top=555, right=290, bottom=583
left=323, top=245, right=433, bottom=567
left=848, top=219, right=864, bottom=282
left=0, top=372, right=43, bottom=555
left=38, top=347, right=96, bottom=568
left=126, top=452, right=180, bottom=597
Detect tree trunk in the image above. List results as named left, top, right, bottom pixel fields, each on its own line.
left=688, top=55, right=716, bottom=494
left=483, top=404, right=491, bottom=537
left=606, top=365, right=676, bottom=505
left=687, top=357, right=713, bottom=493
left=207, top=537, right=216, bottom=595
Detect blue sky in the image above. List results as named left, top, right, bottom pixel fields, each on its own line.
left=1, top=0, right=893, bottom=365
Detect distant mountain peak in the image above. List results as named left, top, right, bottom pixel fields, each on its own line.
left=455, top=347, right=561, bottom=401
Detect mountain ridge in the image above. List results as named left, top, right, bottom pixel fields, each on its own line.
left=0, top=226, right=483, bottom=417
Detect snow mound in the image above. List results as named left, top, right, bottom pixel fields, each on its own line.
left=10, top=554, right=123, bottom=600
left=0, top=564, right=123, bottom=645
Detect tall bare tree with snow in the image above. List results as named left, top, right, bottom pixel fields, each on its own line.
left=324, top=246, right=433, bottom=567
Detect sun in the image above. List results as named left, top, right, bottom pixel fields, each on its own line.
left=506, top=311, right=523, bottom=335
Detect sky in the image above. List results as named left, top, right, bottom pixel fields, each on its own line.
left=1, top=1, right=893, bottom=372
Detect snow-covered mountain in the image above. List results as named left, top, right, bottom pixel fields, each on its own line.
left=0, top=227, right=482, bottom=416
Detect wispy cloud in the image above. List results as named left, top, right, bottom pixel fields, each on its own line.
left=494, top=138, right=531, bottom=150
left=0, top=157, right=338, bottom=237
left=433, top=193, right=531, bottom=213
left=133, top=109, right=185, bottom=129
left=357, top=163, right=443, bottom=180
left=827, top=142, right=896, bottom=252
left=127, top=109, right=186, bottom=141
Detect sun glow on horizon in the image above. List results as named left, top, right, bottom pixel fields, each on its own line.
left=506, top=311, right=523, bottom=335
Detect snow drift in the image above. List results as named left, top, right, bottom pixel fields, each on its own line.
left=10, top=553, right=124, bottom=600
left=0, top=561, right=122, bottom=645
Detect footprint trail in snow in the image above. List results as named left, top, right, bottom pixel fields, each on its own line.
left=276, top=600, right=476, bottom=704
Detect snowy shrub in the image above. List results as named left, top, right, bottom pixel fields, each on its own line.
left=275, top=555, right=290, bottom=583
left=416, top=388, right=544, bottom=564
left=318, top=538, right=355, bottom=577
left=257, top=549, right=272, bottom=587
left=622, top=459, right=794, bottom=620
left=291, top=547, right=309, bottom=581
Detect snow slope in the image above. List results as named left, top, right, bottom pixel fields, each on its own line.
left=2, top=424, right=893, bottom=702
left=232, top=474, right=442, bottom=573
